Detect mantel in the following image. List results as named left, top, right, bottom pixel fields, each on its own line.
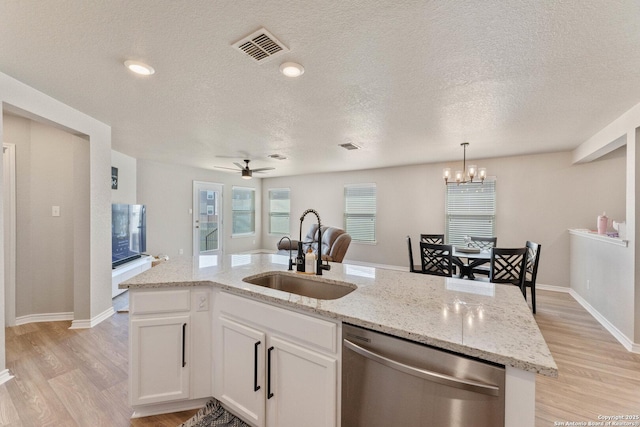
left=569, top=228, right=628, bottom=247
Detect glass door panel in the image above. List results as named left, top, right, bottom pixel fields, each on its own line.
left=193, top=182, right=223, bottom=255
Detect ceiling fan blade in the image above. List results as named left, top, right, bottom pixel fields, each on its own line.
left=214, top=166, right=240, bottom=171
left=252, top=167, right=276, bottom=172
left=233, top=162, right=246, bottom=170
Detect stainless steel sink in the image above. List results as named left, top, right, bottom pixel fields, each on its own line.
left=243, top=272, right=356, bottom=300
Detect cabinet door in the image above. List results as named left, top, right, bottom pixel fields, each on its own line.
left=214, top=316, right=266, bottom=427
left=267, top=336, right=337, bottom=427
left=130, top=315, right=190, bottom=406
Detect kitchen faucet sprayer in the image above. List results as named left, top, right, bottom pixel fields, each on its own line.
left=298, top=209, right=323, bottom=275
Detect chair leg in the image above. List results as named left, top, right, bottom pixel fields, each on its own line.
left=531, top=286, right=536, bottom=314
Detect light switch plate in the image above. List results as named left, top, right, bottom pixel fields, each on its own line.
left=52, top=206, right=60, bottom=217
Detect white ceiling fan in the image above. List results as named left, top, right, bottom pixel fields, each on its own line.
left=215, top=159, right=274, bottom=179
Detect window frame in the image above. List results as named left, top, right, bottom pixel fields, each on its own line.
left=268, top=188, right=290, bottom=235
left=445, top=178, right=496, bottom=247
left=231, top=186, right=256, bottom=237
left=344, top=183, right=377, bottom=244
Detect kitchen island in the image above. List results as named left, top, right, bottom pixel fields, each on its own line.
left=121, top=253, right=557, bottom=426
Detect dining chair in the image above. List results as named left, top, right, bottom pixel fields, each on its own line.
left=468, top=236, right=497, bottom=250
left=420, top=234, right=444, bottom=244
left=406, top=235, right=419, bottom=273
left=489, top=247, right=527, bottom=297
left=524, top=241, right=542, bottom=313
left=469, top=236, right=497, bottom=276
left=420, top=243, right=454, bottom=277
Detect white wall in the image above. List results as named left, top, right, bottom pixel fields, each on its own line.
left=262, top=149, right=626, bottom=288
left=0, top=71, right=112, bottom=369
left=136, top=159, right=263, bottom=258
left=111, top=150, right=137, bottom=204
left=3, top=114, right=82, bottom=317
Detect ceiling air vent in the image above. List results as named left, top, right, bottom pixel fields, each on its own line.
left=232, top=28, right=289, bottom=63
left=339, top=142, right=361, bottom=151
left=268, top=154, right=288, bottom=160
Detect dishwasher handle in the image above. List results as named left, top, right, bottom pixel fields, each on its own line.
left=344, top=339, right=500, bottom=397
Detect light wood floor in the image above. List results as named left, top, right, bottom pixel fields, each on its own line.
left=1, top=290, right=639, bottom=426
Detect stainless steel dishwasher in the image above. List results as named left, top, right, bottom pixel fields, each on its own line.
left=342, top=324, right=505, bottom=427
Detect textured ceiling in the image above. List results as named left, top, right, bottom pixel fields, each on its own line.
left=1, top=0, right=640, bottom=177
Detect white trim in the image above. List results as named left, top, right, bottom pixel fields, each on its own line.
left=69, top=306, right=115, bottom=329
left=521, top=283, right=640, bottom=353
left=0, top=369, right=14, bottom=386
left=568, top=288, right=638, bottom=353
left=2, top=143, right=16, bottom=327
left=15, top=312, right=74, bottom=326
left=536, top=283, right=570, bottom=293
left=341, top=259, right=407, bottom=272
left=131, top=397, right=211, bottom=418
left=568, top=228, right=628, bottom=247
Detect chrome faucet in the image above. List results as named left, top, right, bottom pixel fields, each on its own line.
left=278, top=236, right=294, bottom=271
left=299, top=209, right=324, bottom=275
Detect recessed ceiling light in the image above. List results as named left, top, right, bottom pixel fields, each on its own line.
left=124, top=60, right=155, bottom=76
left=279, top=62, right=304, bottom=77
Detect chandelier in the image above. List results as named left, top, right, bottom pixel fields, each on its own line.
left=443, top=142, right=486, bottom=185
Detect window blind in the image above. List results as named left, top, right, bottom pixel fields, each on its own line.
left=344, top=183, right=376, bottom=243
left=232, top=187, right=255, bottom=235
left=269, top=188, right=290, bottom=234
left=445, top=180, right=496, bottom=246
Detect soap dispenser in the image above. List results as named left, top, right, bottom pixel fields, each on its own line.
left=305, top=247, right=316, bottom=274
left=296, top=242, right=306, bottom=272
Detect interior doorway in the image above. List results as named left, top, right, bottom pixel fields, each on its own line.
left=193, top=181, right=223, bottom=256
left=3, top=143, right=16, bottom=326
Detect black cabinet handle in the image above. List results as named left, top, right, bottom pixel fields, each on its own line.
left=267, top=346, right=274, bottom=399
left=182, top=323, right=187, bottom=367
left=254, top=341, right=261, bottom=392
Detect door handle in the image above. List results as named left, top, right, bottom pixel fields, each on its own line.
left=343, top=339, right=500, bottom=396
left=254, top=341, right=261, bottom=391
left=182, top=323, right=187, bottom=367
left=267, top=346, right=274, bottom=399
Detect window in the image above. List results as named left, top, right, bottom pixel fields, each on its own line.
left=344, top=183, right=376, bottom=243
left=268, top=188, right=290, bottom=234
left=232, top=187, right=255, bottom=235
left=445, top=180, right=496, bottom=246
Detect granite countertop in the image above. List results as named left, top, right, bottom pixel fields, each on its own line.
left=121, top=253, right=557, bottom=377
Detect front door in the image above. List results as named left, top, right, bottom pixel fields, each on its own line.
left=193, top=181, right=223, bottom=256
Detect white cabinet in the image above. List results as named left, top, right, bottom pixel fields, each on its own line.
left=213, top=291, right=339, bottom=427
left=266, top=336, right=337, bottom=427
left=130, top=314, right=190, bottom=405
left=129, top=288, right=212, bottom=414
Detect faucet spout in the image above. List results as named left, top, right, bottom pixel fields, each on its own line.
left=299, top=209, right=323, bottom=275
left=278, top=236, right=293, bottom=271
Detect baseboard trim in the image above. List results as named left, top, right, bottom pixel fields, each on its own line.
left=131, top=397, right=211, bottom=418
left=568, top=288, right=639, bottom=353
left=530, top=283, right=639, bottom=353
left=342, top=259, right=407, bottom=272
left=69, top=306, right=115, bottom=329
left=15, top=312, right=74, bottom=326
left=0, top=369, right=14, bottom=386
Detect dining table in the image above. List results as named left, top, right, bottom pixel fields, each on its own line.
left=452, top=247, right=492, bottom=279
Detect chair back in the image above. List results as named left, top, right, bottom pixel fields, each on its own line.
left=406, top=236, right=416, bottom=273
left=489, top=247, right=527, bottom=293
left=420, top=234, right=444, bottom=244
left=469, top=236, right=497, bottom=251
left=525, top=241, right=541, bottom=287
left=420, top=243, right=454, bottom=277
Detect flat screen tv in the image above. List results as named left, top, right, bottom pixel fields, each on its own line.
left=112, top=204, right=147, bottom=268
